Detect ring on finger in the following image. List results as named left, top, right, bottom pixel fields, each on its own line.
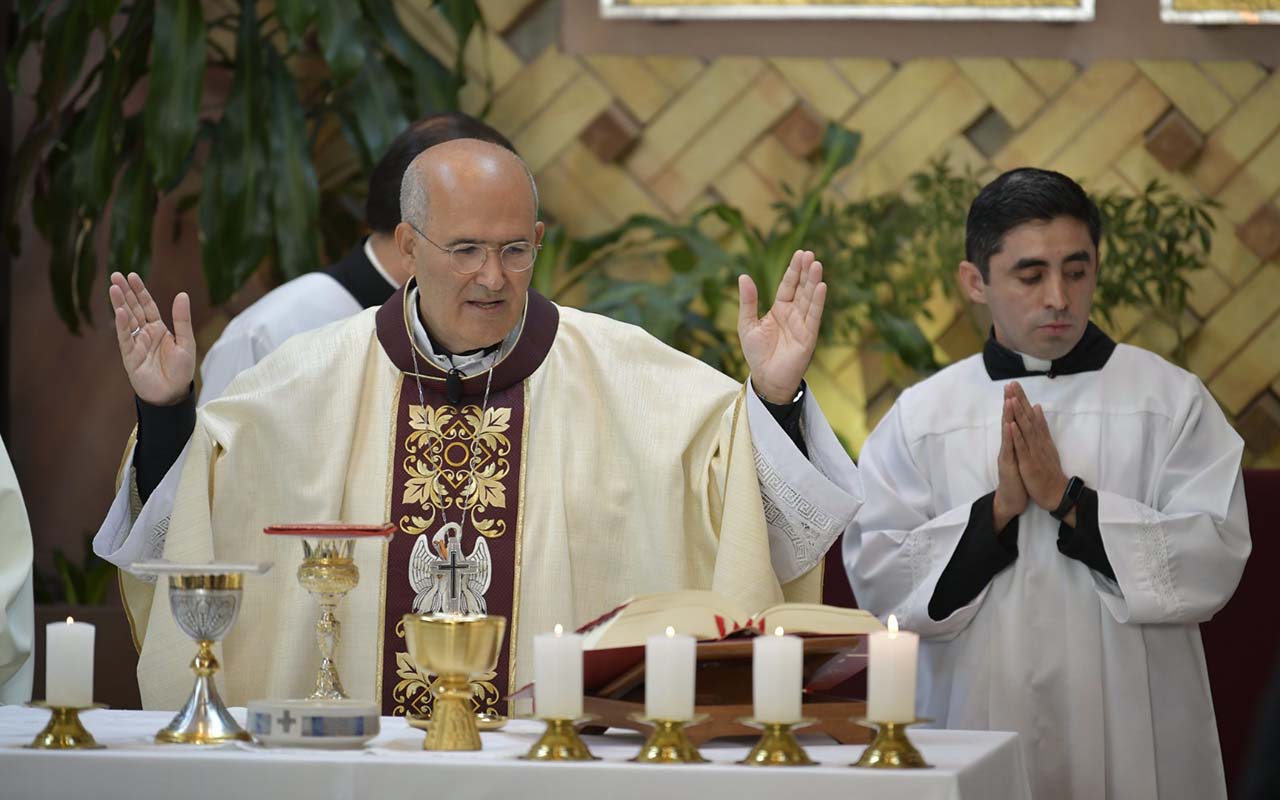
left=130, top=326, right=142, bottom=337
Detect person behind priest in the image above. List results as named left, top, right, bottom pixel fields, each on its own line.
left=95, top=112, right=517, bottom=587
left=0, top=434, right=34, bottom=704
left=97, top=138, right=860, bottom=718
left=844, top=167, right=1250, bottom=800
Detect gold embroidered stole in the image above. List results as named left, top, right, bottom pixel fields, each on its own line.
left=373, top=283, right=557, bottom=718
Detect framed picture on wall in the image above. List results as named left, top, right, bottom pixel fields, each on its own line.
left=1160, top=0, right=1280, bottom=23
left=600, top=0, right=1095, bottom=21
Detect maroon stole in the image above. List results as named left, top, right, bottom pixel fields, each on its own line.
left=374, top=281, right=558, bottom=718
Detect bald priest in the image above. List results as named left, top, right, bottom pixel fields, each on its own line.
left=95, top=139, right=861, bottom=717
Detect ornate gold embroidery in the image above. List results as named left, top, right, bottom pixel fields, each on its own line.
left=398, top=403, right=511, bottom=539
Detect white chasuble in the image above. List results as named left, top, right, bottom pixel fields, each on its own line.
left=123, top=283, right=823, bottom=715
left=846, top=339, right=1250, bottom=800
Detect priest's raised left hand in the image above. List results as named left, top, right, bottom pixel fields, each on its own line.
left=1006, top=381, right=1071, bottom=515
left=737, top=250, right=827, bottom=404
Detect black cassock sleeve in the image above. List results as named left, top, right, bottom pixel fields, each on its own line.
left=928, top=491, right=1020, bottom=621
left=758, top=383, right=808, bottom=458
left=134, top=386, right=196, bottom=504
left=1055, top=488, right=1116, bottom=581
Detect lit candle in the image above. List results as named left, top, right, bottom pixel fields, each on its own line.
left=46, top=617, right=94, bottom=707
left=867, top=614, right=918, bottom=722
left=534, top=623, right=583, bottom=719
left=645, top=626, right=695, bottom=721
left=753, top=626, right=803, bottom=723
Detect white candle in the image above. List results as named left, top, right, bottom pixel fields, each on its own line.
left=867, top=614, right=918, bottom=722
left=753, top=626, right=803, bottom=723
left=46, top=617, right=94, bottom=707
left=645, top=626, right=696, bottom=721
left=534, top=624, right=583, bottom=719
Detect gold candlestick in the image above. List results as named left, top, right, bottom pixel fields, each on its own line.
left=852, top=718, right=933, bottom=769
left=522, top=717, right=600, bottom=761
left=402, top=612, right=506, bottom=751
left=627, top=713, right=709, bottom=763
left=737, top=718, right=817, bottom=766
left=25, top=702, right=107, bottom=749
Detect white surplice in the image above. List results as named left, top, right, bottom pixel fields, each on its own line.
left=0, top=436, right=34, bottom=704
left=845, top=344, right=1251, bottom=800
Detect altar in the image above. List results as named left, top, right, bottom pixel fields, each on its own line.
left=0, top=707, right=1031, bottom=800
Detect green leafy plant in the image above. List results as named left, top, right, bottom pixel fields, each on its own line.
left=33, top=534, right=115, bottom=606
left=1093, top=182, right=1217, bottom=364
left=8, top=0, right=485, bottom=332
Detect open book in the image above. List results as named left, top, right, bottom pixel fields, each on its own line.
left=578, top=590, right=883, bottom=650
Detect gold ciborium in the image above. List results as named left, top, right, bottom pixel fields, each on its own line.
left=402, top=612, right=506, bottom=751
left=265, top=523, right=395, bottom=700
left=130, top=561, right=272, bottom=745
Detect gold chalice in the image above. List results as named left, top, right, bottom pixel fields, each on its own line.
left=129, top=560, right=272, bottom=745
left=266, top=523, right=395, bottom=701
left=402, top=612, right=506, bottom=751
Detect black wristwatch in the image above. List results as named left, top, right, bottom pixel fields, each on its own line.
left=1051, top=476, right=1086, bottom=521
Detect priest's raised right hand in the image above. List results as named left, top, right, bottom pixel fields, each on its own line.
left=108, top=271, right=196, bottom=407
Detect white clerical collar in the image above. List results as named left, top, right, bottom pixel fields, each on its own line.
left=363, top=237, right=399, bottom=290
left=406, top=285, right=526, bottom=376
left=1018, top=351, right=1053, bottom=372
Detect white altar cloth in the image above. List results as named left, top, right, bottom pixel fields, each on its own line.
left=0, top=707, right=1030, bottom=800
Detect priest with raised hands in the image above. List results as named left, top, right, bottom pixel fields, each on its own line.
left=96, top=139, right=861, bottom=719
left=94, top=114, right=518, bottom=641
left=845, top=167, right=1251, bottom=800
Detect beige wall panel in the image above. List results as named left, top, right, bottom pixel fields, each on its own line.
left=1186, top=264, right=1280, bottom=379
left=851, top=73, right=989, bottom=198
left=1206, top=207, right=1264, bottom=286
left=1049, top=78, right=1170, bottom=183
left=1209, top=312, right=1280, bottom=415
left=956, top=58, right=1045, bottom=128
left=649, top=69, right=796, bottom=213
left=746, top=136, right=815, bottom=198
left=831, top=58, right=895, bottom=97
left=771, top=58, right=860, bottom=121
left=1200, top=60, right=1268, bottom=103
left=1190, top=71, right=1280, bottom=195
left=1184, top=266, right=1234, bottom=319
left=1135, top=60, right=1235, bottom=132
left=1113, top=145, right=1201, bottom=200
left=843, top=60, right=957, bottom=164
left=478, top=0, right=540, bottom=33
left=643, top=56, right=706, bottom=92
left=928, top=135, right=993, bottom=183
left=1213, top=131, right=1280, bottom=226
left=712, top=163, right=782, bottom=232
left=558, top=142, right=669, bottom=221
left=515, top=72, right=614, bottom=173
left=585, top=55, right=674, bottom=122
left=626, top=57, right=766, bottom=182
left=489, top=47, right=583, bottom=137
left=1014, top=58, right=1078, bottom=98
left=995, top=61, right=1138, bottom=171
left=536, top=160, right=619, bottom=236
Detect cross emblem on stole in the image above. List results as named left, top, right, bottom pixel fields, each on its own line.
left=432, top=531, right=480, bottom=615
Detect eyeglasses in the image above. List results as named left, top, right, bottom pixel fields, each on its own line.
left=406, top=222, right=540, bottom=275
